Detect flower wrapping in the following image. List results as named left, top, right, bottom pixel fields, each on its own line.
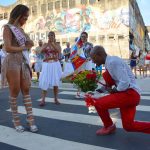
left=84, top=94, right=97, bottom=113
left=84, top=94, right=95, bottom=107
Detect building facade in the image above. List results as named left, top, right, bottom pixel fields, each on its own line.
left=0, top=0, right=148, bottom=58
left=129, top=0, right=147, bottom=55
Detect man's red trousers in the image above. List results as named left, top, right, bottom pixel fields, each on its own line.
left=95, top=89, right=150, bottom=134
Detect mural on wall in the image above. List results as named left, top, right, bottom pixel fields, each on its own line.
left=129, top=4, right=144, bottom=50
left=26, top=6, right=129, bottom=41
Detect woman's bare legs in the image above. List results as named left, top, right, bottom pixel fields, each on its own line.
left=139, top=66, right=145, bottom=78
left=133, top=67, right=137, bottom=78
left=7, top=69, right=24, bottom=132
left=39, top=90, right=47, bottom=106
left=139, top=66, right=142, bottom=77
left=20, top=70, right=38, bottom=132
left=54, top=86, right=60, bottom=104
left=131, top=67, right=137, bottom=78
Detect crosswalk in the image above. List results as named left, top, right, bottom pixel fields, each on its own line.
left=1, top=88, right=150, bottom=150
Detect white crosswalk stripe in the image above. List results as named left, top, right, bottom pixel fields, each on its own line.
left=141, top=96, right=150, bottom=100
left=37, top=97, right=150, bottom=112
left=59, top=91, right=150, bottom=99
left=0, top=126, right=114, bottom=150
left=7, top=106, right=123, bottom=128
left=2, top=89, right=150, bottom=150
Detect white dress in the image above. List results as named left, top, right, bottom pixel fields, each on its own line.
left=62, top=60, right=74, bottom=78
left=39, top=46, right=62, bottom=90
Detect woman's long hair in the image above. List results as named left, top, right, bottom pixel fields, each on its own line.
left=8, top=4, right=29, bottom=24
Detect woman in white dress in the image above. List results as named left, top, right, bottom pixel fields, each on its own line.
left=39, top=31, right=62, bottom=106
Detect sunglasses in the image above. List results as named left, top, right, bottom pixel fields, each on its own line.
left=48, top=34, right=54, bottom=37
left=81, top=35, right=87, bottom=38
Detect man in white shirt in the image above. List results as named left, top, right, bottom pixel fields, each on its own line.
left=89, top=45, right=150, bottom=135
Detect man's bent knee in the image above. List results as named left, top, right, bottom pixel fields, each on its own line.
left=123, top=124, right=134, bottom=132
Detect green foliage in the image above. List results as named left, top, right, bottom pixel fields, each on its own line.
left=72, top=70, right=101, bottom=92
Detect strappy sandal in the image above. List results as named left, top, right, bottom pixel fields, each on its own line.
left=13, top=120, right=25, bottom=132
left=26, top=118, right=38, bottom=133
left=15, top=125, right=25, bottom=132
left=54, top=100, right=60, bottom=105
left=12, top=120, right=25, bottom=133
left=29, top=125, right=38, bottom=132
left=39, top=101, right=45, bottom=107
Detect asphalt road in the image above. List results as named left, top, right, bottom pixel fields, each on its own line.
left=0, top=87, right=150, bottom=150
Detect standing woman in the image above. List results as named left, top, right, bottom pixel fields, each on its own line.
left=130, top=51, right=137, bottom=78
left=2, top=4, right=38, bottom=132
left=145, top=51, right=150, bottom=77
left=39, top=31, right=62, bottom=106
left=138, top=50, right=145, bottom=78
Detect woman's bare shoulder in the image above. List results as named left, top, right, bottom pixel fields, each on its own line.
left=3, top=25, right=11, bottom=32
left=3, top=25, right=12, bottom=38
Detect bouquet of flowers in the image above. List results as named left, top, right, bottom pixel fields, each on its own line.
left=71, top=70, right=101, bottom=113
left=71, top=70, right=100, bottom=93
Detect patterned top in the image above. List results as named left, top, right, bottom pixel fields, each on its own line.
left=82, top=42, right=93, bottom=58
left=43, top=46, right=59, bottom=61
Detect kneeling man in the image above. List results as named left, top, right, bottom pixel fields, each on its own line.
left=89, top=45, right=150, bottom=135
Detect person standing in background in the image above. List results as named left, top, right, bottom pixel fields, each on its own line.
left=63, top=42, right=71, bottom=62
left=39, top=31, right=62, bottom=106
left=0, top=44, right=3, bottom=74
left=130, top=51, right=137, bottom=78
left=80, top=32, right=93, bottom=70
left=75, top=32, right=94, bottom=98
left=34, top=40, right=44, bottom=80
left=145, top=51, right=150, bottom=77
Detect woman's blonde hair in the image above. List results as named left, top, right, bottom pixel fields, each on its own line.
left=8, top=4, right=29, bottom=24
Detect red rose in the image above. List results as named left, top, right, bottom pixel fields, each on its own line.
left=91, top=73, right=97, bottom=80
left=86, top=73, right=97, bottom=80
left=86, top=73, right=92, bottom=79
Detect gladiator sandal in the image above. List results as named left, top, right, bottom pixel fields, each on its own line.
left=9, top=96, right=24, bottom=132
left=23, top=95, right=38, bottom=132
